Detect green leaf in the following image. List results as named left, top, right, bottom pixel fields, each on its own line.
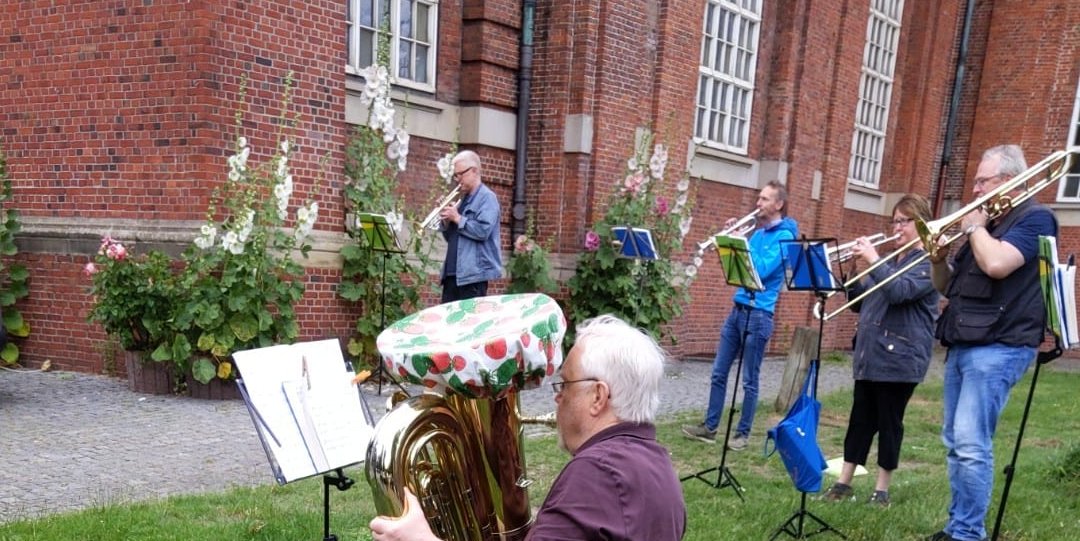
left=0, top=342, right=18, bottom=364
left=191, top=357, right=216, bottom=384
left=229, top=313, right=259, bottom=343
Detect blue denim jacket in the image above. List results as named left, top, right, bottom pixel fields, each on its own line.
left=440, top=183, right=503, bottom=286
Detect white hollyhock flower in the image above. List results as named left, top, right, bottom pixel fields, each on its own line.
left=194, top=224, right=217, bottom=250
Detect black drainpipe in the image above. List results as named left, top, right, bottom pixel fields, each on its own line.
left=511, top=0, right=537, bottom=244
left=934, top=0, right=978, bottom=216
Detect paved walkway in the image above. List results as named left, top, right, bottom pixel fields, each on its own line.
left=0, top=352, right=944, bottom=523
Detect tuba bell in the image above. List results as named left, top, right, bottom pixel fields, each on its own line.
left=365, top=293, right=567, bottom=541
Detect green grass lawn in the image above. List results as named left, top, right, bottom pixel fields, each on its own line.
left=1, top=367, right=1078, bottom=541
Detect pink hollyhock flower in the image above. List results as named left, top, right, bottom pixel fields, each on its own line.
left=654, top=197, right=670, bottom=215
left=83, top=262, right=97, bottom=276
left=584, top=230, right=601, bottom=252
left=106, top=242, right=127, bottom=261
left=514, top=234, right=529, bottom=253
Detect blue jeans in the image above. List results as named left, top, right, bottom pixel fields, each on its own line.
left=704, top=304, right=774, bottom=436
left=942, top=344, right=1034, bottom=541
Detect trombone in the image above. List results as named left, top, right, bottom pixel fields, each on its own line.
left=696, top=209, right=760, bottom=254
left=817, top=149, right=1076, bottom=321
left=418, top=185, right=461, bottom=232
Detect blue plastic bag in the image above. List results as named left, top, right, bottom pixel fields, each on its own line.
left=764, top=361, right=828, bottom=493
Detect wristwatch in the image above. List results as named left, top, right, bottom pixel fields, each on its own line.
left=964, top=224, right=981, bottom=236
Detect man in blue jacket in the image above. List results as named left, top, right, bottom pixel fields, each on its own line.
left=438, top=150, right=503, bottom=303
left=683, top=180, right=799, bottom=450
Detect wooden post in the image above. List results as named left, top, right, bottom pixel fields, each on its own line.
left=774, top=326, right=819, bottom=413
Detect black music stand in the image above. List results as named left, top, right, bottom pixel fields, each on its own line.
left=768, top=237, right=846, bottom=540
left=357, top=212, right=408, bottom=395
left=680, top=233, right=762, bottom=501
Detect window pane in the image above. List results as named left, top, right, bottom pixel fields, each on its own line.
left=399, top=40, right=412, bottom=79
left=415, top=44, right=428, bottom=83
left=359, top=0, right=374, bottom=26
left=358, top=29, right=375, bottom=67
left=399, top=0, right=413, bottom=39
left=417, top=3, right=429, bottom=43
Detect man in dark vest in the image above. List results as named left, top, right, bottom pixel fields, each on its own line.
left=924, top=144, right=1056, bottom=541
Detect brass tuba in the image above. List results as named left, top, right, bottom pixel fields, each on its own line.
left=365, top=293, right=566, bottom=541
left=365, top=391, right=535, bottom=540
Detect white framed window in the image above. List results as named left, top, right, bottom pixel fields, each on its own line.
left=1057, top=75, right=1080, bottom=201
left=694, top=0, right=762, bottom=154
left=347, top=0, right=438, bottom=92
left=848, top=0, right=904, bottom=189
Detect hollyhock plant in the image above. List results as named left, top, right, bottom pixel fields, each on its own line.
left=568, top=128, right=699, bottom=342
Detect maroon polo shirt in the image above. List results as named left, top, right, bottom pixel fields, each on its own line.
left=525, top=422, right=687, bottom=541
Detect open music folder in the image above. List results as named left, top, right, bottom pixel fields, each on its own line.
left=1038, top=236, right=1078, bottom=348
left=234, top=339, right=374, bottom=484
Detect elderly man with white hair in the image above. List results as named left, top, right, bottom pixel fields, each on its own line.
left=370, top=314, right=687, bottom=541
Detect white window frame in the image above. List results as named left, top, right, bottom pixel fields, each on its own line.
left=1056, top=75, right=1080, bottom=202
left=347, top=0, right=438, bottom=93
left=848, top=0, right=904, bottom=189
left=693, top=0, right=762, bottom=154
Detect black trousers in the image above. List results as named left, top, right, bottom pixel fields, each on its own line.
left=843, top=379, right=918, bottom=471
left=440, top=278, right=488, bottom=304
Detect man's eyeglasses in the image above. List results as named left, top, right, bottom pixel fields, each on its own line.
left=974, top=173, right=1005, bottom=187
left=452, top=167, right=475, bottom=181
left=551, top=378, right=598, bottom=393
left=891, top=217, right=914, bottom=226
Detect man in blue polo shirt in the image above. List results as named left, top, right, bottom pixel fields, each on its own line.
left=923, top=145, right=1056, bottom=541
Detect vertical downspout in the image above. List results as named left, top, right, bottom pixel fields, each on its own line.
left=934, top=0, right=978, bottom=216
left=511, top=0, right=537, bottom=243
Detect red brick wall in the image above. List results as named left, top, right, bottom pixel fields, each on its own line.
left=3, top=0, right=1078, bottom=373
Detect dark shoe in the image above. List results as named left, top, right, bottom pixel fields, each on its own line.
left=727, top=434, right=749, bottom=451
left=923, top=531, right=953, bottom=541
left=681, top=423, right=717, bottom=443
left=820, top=482, right=855, bottom=502
left=867, top=490, right=890, bottom=508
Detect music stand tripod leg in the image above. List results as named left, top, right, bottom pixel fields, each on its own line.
left=680, top=296, right=753, bottom=502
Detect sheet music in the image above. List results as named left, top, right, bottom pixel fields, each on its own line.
left=233, top=339, right=374, bottom=484
left=714, top=234, right=764, bottom=291
left=1038, top=236, right=1078, bottom=349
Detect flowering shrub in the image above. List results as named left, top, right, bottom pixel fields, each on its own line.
left=507, top=231, right=557, bottom=295
left=85, top=73, right=319, bottom=386
left=338, top=61, right=435, bottom=370
left=155, top=128, right=319, bottom=384
left=567, top=128, right=698, bottom=341
left=85, top=237, right=177, bottom=352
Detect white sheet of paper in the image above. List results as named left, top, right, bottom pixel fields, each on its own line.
left=234, top=339, right=373, bottom=483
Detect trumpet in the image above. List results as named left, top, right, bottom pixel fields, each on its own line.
left=697, top=209, right=761, bottom=254
left=826, top=233, right=901, bottom=264
left=816, top=149, right=1076, bottom=321
left=418, top=185, right=461, bottom=231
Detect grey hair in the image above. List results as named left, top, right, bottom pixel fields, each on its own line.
left=452, top=150, right=482, bottom=175
left=573, top=315, right=667, bottom=424
left=983, top=144, right=1028, bottom=177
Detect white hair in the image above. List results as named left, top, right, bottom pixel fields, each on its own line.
left=451, top=150, right=482, bottom=174
left=574, top=315, right=668, bottom=424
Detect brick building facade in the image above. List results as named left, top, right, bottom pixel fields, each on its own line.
left=1, top=0, right=1078, bottom=374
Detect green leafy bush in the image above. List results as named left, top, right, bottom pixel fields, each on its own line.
left=0, top=147, right=30, bottom=364
left=85, top=239, right=176, bottom=352
left=507, top=231, right=557, bottom=295
left=567, top=128, right=699, bottom=341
